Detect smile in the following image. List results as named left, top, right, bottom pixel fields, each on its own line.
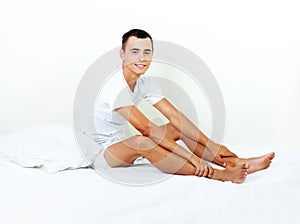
left=135, top=64, right=146, bottom=69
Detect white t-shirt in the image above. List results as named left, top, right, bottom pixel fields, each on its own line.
left=93, top=70, right=164, bottom=149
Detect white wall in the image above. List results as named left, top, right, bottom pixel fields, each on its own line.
left=0, top=0, right=299, bottom=150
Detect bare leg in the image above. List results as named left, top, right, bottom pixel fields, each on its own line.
left=104, top=135, right=248, bottom=183
left=163, top=123, right=231, bottom=164
left=163, top=123, right=275, bottom=174
left=180, top=134, right=219, bottom=164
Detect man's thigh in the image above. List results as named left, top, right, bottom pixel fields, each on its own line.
left=104, top=135, right=154, bottom=167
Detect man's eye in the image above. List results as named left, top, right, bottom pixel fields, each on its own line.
left=132, top=51, right=139, bottom=54
left=144, top=52, right=151, bottom=56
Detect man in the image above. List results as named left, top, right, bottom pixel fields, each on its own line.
left=94, top=29, right=275, bottom=183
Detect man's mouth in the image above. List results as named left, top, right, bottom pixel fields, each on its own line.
left=135, top=64, right=146, bottom=69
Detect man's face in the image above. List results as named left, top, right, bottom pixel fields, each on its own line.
left=120, top=36, right=153, bottom=75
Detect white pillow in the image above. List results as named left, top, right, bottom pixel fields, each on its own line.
left=0, top=123, right=90, bottom=173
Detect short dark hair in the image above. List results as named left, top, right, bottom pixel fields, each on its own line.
left=122, top=29, right=153, bottom=50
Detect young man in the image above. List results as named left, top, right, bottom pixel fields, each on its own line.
left=95, top=29, right=275, bottom=183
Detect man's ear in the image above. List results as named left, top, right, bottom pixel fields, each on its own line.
left=119, top=48, right=125, bottom=60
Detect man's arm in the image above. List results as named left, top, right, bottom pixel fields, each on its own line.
left=116, top=105, right=208, bottom=176
left=154, top=99, right=237, bottom=162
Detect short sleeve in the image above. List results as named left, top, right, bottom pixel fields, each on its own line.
left=140, top=76, right=164, bottom=105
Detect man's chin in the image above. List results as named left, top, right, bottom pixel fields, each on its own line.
left=134, top=69, right=147, bottom=75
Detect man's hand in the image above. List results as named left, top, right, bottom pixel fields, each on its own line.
left=208, top=143, right=238, bottom=167
left=189, top=155, right=214, bottom=177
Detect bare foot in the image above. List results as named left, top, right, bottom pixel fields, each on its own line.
left=226, top=152, right=275, bottom=174
left=211, top=163, right=249, bottom=184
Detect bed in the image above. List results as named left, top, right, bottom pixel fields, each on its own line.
left=0, top=124, right=299, bottom=224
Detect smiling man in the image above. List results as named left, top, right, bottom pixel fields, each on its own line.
left=94, top=29, right=274, bottom=183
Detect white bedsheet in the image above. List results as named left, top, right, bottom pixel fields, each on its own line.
left=0, top=146, right=299, bottom=224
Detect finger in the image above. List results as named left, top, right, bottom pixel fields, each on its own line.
left=198, top=165, right=204, bottom=177
left=213, top=156, right=227, bottom=167
left=195, top=165, right=200, bottom=176
left=202, top=166, right=208, bottom=177
left=198, top=165, right=202, bottom=176
left=197, top=165, right=202, bottom=176
left=208, top=165, right=214, bottom=178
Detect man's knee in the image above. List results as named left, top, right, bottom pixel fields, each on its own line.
left=165, top=123, right=180, bottom=141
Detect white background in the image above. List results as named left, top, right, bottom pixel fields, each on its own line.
left=0, top=0, right=299, bottom=150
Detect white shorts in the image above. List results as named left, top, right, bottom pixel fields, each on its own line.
left=92, top=148, right=111, bottom=169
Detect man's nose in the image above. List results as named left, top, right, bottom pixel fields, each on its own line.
left=138, top=53, right=145, bottom=61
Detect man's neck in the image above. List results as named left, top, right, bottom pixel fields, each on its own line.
left=122, top=67, right=141, bottom=92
